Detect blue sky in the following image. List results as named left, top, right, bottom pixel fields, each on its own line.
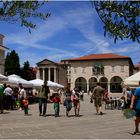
left=0, top=1, right=139, bottom=67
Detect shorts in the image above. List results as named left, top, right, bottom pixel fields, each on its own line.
left=94, top=98, right=102, bottom=107
left=134, top=109, right=140, bottom=117
left=73, top=100, right=80, bottom=109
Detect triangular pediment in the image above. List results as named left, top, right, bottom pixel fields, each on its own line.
left=37, top=59, right=57, bottom=66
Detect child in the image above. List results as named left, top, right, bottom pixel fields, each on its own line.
left=52, top=93, right=60, bottom=117
left=73, top=92, right=80, bottom=116
left=22, top=97, right=29, bottom=115
left=120, top=96, right=125, bottom=110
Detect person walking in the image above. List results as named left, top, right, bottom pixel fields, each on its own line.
left=124, top=86, right=132, bottom=109
left=22, top=97, right=29, bottom=115
left=64, top=86, right=72, bottom=117
left=18, top=83, right=26, bottom=110
left=3, top=85, right=13, bottom=110
left=38, top=81, right=50, bottom=117
left=130, top=81, right=140, bottom=135
left=91, top=82, right=104, bottom=115
left=52, top=93, right=60, bottom=117
left=0, top=84, right=4, bottom=113
left=73, top=90, right=80, bottom=116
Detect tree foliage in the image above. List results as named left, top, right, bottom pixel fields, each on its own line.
left=0, top=1, right=50, bottom=32
left=21, top=61, right=36, bottom=80
left=93, top=1, right=140, bottom=43
left=5, top=51, right=36, bottom=80
left=5, top=50, right=20, bottom=76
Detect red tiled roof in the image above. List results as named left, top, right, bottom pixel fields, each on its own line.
left=63, top=53, right=130, bottom=61
left=57, top=61, right=65, bottom=65
left=134, top=63, right=140, bottom=69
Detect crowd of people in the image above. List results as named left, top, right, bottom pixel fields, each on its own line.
left=0, top=81, right=140, bottom=135
left=0, top=83, right=27, bottom=114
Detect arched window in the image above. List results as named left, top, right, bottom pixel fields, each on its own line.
left=99, top=77, right=108, bottom=90
left=88, top=77, right=97, bottom=91
left=75, top=77, right=87, bottom=92
left=110, top=76, right=123, bottom=93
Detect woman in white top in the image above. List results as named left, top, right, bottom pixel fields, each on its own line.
left=18, top=83, right=26, bottom=110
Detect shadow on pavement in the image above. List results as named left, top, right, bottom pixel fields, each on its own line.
left=0, top=112, right=10, bottom=114
left=128, top=132, right=140, bottom=135
left=68, top=114, right=83, bottom=117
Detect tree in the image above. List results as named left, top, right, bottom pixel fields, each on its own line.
left=0, top=1, right=50, bottom=32
left=92, top=1, right=140, bottom=43
left=21, top=61, right=36, bottom=80
left=5, top=50, right=20, bottom=76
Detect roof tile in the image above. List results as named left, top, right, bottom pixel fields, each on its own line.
left=63, top=53, right=130, bottom=61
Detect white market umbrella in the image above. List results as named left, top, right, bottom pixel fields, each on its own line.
left=47, top=80, right=58, bottom=87
left=0, top=73, right=8, bottom=84
left=29, top=79, right=44, bottom=87
left=7, top=74, right=32, bottom=87
left=123, top=71, right=140, bottom=87
left=56, top=83, right=64, bottom=88
left=29, top=79, right=63, bottom=88
left=0, top=73, right=8, bottom=81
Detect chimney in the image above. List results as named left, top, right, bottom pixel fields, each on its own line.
left=0, top=34, right=4, bottom=46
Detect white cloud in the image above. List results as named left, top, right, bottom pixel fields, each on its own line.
left=5, top=17, right=68, bottom=46
left=4, top=2, right=140, bottom=66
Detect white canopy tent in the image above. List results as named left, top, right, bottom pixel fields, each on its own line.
left=48, top=80, right=59, bottom=87
left=29, top=79, right=64, bottom=88
left=29, top=79, right=43, bottom=87
left=7, top=74, right=33, bottom=87
left=123, top=71, right=140, bottom=88
left=0, top=73, right=8, bottom=83
left=55, top=83, right=64, bottom=88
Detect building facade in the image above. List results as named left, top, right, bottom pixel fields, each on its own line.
left=61, top=53, right=134, bottom=93
left=36, top=59, right=67, bottom=87
left=36, top=53, right=134, bottom=93
left=134, top=62, right=140, bottom=73
left=0, top=34, right=8, bottom=75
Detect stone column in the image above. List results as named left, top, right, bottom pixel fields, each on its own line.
left=108, top=82, right=110, bottom=93
left=36, top=67, right=40, bottom=79
left=54, top=67, right=56, bottom=82
left=48, top=67, right=50, bottom=81
left=43, top=68, right=45, bottom=81
left=87, top=81, right=89, bottom=93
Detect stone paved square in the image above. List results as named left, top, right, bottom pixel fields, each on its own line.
left=0, top=95, right=139, bottom=139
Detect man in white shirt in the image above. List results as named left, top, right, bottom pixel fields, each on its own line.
left=4, top=85, right=13, bottom=110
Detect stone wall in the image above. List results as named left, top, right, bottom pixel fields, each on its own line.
left=69, top=59, right=131, bottom=93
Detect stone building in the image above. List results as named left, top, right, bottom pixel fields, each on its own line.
left=0, top=34, right=8, bottom=75
left=61, top=53, right=134, bottom=93
left=36, top=59, right=67, bottom=87
left=36, top=53, right=134, bottom=93
left=134, top=62, right=140, bottom=73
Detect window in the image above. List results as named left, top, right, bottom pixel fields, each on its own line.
left=67, top=70, right=70, bottom=75
left=68, top=78, right=71, bottom=83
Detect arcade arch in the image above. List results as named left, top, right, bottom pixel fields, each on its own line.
left=99, top=77, right=108, bottom=90
left=88, top=77, right=97, bottom=91
left=110, top=76, right=123, bottom=93
left=75, top=77, right=87, bottom=92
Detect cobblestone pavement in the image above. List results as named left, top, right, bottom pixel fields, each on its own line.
left=0, top=95, right=139, bottom=139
